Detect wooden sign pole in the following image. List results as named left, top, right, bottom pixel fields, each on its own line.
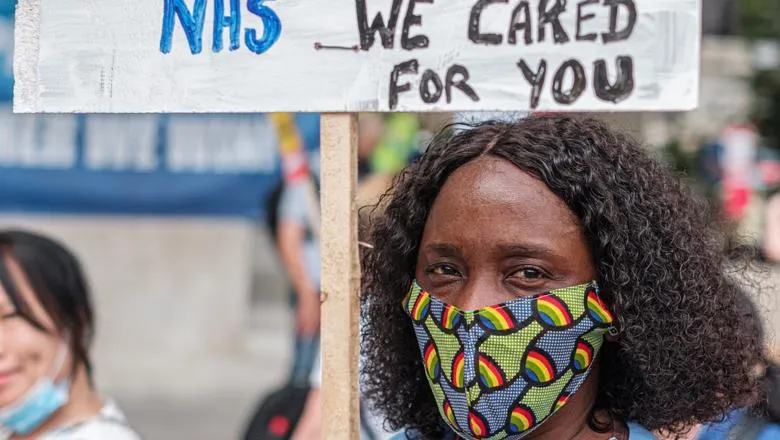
left=320, top=113, right=361, bottom=440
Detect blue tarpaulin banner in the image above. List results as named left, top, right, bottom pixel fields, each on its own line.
left=0, top=3, right=319, bottom=219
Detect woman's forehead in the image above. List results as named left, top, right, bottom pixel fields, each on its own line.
left=422, top=157, right=580, bottom=244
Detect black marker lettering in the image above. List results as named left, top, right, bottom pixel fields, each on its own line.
left=538, top=0, right=570, bottom=44
left=445, top=64, right=479, bottom=103
left=469, top=0, right=508, bottom=45
left=552, top=59, right=586, bottom=104
left=402, top=0, right=434, bottom=50
left=593, top=56, right=634, bottom=103
left=601, top=0, right=636, bottom=43
left=389, top=59, right=420, bottom=110
left=517, top=58, right=548, bottom=109
left=508, top=1, right=533, bottom=45
left=575, top=0, right=598, bottom=41
left=355, top=0, right=404, bottom=50
left=420, top=69, right=444, bottom=103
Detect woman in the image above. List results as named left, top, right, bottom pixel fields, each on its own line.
left=361, top=116, right=769, bottom=440
left=0, top=230, right=140, bottom=439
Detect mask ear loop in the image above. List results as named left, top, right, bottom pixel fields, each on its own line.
left=48, top=335, right=71, bottom=382
left=607, top=313, right=624, bottom=337
left=595, top=284, right=622, bottom=338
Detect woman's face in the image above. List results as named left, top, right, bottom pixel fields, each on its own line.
left=415, top=156, right=596, bottom=309
left=0, top=254, right=66, bottom=407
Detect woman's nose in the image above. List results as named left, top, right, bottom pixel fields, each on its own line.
left=451, top=278, right=503, bottom=311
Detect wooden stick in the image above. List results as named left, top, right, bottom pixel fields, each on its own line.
left=320, top=113, right=360, bottom=440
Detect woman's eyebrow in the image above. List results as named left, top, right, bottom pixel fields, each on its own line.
left=423, top=243, right=461, bottom=257
left=498, top=243, right=561, bottom=259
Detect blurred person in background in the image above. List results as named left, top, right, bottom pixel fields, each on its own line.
left=266, top=113, right=322, bottom=387
left=244, top=114, right=322, bottom=440
left=0, top=230, right=140, bottom=440
left=277, top=168, right=321, bottom=386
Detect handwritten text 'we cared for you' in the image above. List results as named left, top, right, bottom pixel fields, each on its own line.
left=160, top=0, right=638, bottom=110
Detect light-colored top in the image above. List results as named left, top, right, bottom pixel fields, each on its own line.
left=0, top=400, right=141, bottom=440
left=697, top=409, right=780, bottom=440
left=278, top=180, right=321, bottom=290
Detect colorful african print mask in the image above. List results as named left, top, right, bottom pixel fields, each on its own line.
left=403, top=280, right=615, bottom=440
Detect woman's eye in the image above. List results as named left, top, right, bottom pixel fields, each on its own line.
left=1, top=311, right=18, bottom=320
left=510, top=268, right=544, bottom=280
left=427, top=264, right=460, bottom=277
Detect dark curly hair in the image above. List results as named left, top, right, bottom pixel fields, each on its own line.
left=360, top=116, right=768, bottom=438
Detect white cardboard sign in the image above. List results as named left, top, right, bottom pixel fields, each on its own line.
left=14, top=0, right=700, bottom=113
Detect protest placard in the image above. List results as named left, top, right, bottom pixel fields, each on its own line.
left=15, top=0, right=699, bottom=113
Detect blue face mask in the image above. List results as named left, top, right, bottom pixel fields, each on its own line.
left=0, top=343, right=70, bottom=435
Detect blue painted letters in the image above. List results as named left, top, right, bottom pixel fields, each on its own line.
left=160, top=0, right=208, bottom=54
left=245, top=0, right=282, bottom=54
left=160, top=0, right=281, bottom=55
left=213, top=0, right=242, bottom=52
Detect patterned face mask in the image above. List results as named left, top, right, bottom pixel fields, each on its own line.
left=403, top=280, right=615, bottom=440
